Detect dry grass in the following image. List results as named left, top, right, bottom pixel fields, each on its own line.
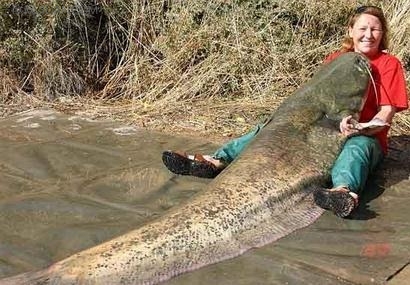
left=0, top=0, right=409, bottom=141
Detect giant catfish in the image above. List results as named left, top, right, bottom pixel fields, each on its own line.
left=0, top=52, right=371, bottom=284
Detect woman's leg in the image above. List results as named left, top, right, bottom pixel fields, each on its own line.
left=331, top=135, right=384, bottom=195
left=162, top=122, right=265, bottom=178
left=314, top=135, right=384, bottom=217
left=212, top=123, right=264, bottom=164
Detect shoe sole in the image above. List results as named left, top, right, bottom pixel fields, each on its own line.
left=162, top=151, right=220, bottom=178
left=313, top=189, right=356, bottom=218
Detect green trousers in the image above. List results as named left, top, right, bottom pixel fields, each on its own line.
left=212, top=127, right=384, bottom=195
left=331, top=135, right=384, bottom=195
left=212, top=123, right=264, bottom=164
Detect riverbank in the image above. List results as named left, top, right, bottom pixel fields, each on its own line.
left=1, top=0, right=409, bottom=142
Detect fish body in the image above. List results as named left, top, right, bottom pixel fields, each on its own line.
left=0, top=52, right=370, bottom=285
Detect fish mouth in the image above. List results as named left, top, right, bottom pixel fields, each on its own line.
left=355, top=54, right=371, bottom=75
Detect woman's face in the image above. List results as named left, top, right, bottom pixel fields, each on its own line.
left=349, top=13, right=383, bottom=57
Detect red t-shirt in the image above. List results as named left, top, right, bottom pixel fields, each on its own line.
left=324, top=51, right=409, bottom=154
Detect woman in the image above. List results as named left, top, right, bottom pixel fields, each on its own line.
left=162, top=6, right=408, bottom=218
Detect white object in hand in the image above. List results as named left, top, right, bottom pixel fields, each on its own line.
left=351, top=118, right=389, bottom=130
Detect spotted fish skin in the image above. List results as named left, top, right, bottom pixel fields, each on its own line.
left=0, top=52, right=370, bottom=285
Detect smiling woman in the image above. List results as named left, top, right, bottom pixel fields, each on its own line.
left=163, top=5, right=409, bottom=219
left=343, top=6, right=388, bottom=56
left=349, top=14, right=383, bottom=56
left=299, top=6, right=408, bottom=217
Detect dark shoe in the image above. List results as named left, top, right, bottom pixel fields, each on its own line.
left=162, top=151, right=222, bottom=178
left=313, top=187, right=358, bottom=218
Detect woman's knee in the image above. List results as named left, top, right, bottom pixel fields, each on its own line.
left=343, top=135, right=378, bottom=152
left=341, top=135, right=383, bottom=170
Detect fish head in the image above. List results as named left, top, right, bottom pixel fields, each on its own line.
left=318, top=52, right=371, bottom=122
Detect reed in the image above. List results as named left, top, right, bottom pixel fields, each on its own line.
left=0, top=0, right=408, bottom=137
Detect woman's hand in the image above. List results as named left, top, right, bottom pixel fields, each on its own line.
left=339, top=106, right=396, bottom=137
left=339, top=115, right=360, bottom=136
